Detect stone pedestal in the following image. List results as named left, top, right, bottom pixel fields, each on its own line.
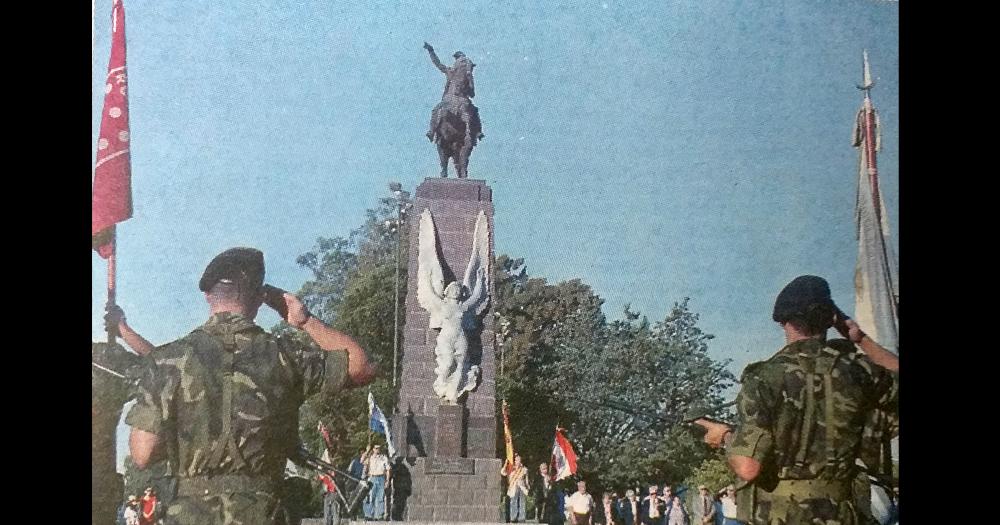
left=390, top=178, right=501, bottom=521
left=435, top=404, right=467, bottom=457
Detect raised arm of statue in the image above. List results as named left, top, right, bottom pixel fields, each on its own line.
left=462, top=267, right=487, bottom=312
left=424, top=42, right=448, bottom=74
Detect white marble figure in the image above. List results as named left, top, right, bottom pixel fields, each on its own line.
left=416, top=208, right=491, bottom=404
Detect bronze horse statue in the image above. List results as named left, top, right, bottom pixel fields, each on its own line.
left=423, top=42, right=484, bottom=178
left=430, top=100, right=482, bottom=179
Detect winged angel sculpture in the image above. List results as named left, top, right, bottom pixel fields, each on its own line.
left=416, top=209, right=490, bottom=404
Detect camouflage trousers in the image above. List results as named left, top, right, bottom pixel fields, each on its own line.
left=743, top=480, right=864, bottom=525
left=163, top=492, right=290, bottom=525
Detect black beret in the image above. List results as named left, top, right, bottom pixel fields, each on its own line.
left=199, top=247, right=265, bottom=292
left=772, top=275, right=833, bottom=323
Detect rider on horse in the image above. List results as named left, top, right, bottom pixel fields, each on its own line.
left=424, top=42, right=484, bottom=143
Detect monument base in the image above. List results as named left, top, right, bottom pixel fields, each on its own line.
left=434, top=404, right=467, bottom=457
left=391, top=457, right=503, bottom=522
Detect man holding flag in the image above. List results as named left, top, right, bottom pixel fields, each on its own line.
left=317, top=422, right=340, bottom=525
left=551, top=426, right=578, bottom=482
left=93, top=0, right=134, bottom=351
left=364, top=393, right=394, bottom=520
left=500, top=454, right=530, bottom=523
left=92, top=2, right=136, bottom=523
left=551, top=426, right=579, bottom=525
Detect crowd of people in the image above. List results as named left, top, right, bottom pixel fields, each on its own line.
left=501, top=458, right=741, bottom=525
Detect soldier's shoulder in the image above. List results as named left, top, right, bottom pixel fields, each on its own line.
left=824, top=338, right=886, bottom=376
left=151, top=330, right=214, bottom=360
left=271, top=331, right=320, bottom=353
left=739, top=358, right=784, bottom=383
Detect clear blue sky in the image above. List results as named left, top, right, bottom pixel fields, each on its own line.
left=93, top=1, right=898, bottom=467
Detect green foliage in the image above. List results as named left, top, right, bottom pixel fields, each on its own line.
left=291, top=194, right=412, bottom=470
left=683, top=455, right=737, bottom=495
left=495, top=255, right=736, bottom=492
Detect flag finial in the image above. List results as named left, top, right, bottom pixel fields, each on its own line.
left=857, top=49, right=875, bottom=94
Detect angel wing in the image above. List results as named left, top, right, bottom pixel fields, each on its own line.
left=461, top=210, right=491, bottom=316
left=417, top=209, right=446, bottom=328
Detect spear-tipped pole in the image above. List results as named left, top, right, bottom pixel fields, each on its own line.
left=857, top=50, right=882, bottom=226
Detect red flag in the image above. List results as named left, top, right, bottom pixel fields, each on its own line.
left=551, top=426, right=577, bottom=480
left=92, top=0, right=132, bottom=258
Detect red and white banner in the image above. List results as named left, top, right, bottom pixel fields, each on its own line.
left=92, top=0, right=133, bottom=258
left=551, top=426, right=578, bottom=481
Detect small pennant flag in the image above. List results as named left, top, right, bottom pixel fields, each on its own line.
left=551, top=426, right=578, bottom=481
left=502, top=400, right=515, bottom=474
left=92, top=0, right=133, bottom=258
left=368, top=392, right=397, bottom=458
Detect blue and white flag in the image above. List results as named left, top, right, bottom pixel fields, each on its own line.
left=368, top=392, right=396, bottom=457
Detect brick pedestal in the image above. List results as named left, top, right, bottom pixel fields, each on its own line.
left=390, top=178, right=500, bottom=521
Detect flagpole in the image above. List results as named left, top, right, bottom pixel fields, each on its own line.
left=107, top=232, right=117, bottom=344
left=857, top=50, right=898, bottom=318
left=862, top=98, right=881, bottom=226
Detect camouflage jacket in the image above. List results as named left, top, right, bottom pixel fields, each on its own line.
left=126, top=312, right=350, bottom=483
left=94, top=341, right=142, bottom=525
left=727, top=338, right=898, bottom=525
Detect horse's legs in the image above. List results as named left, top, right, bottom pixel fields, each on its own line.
left=437, top=144, right=450, bottom=177
left=455, top=111, right=474, bottom=179
left=457, top=144, right=470, bottom=179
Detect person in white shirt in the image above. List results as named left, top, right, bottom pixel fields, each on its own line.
left=641, top=485, right=665, bottom=525
left=363, top=444, right=392, bottom=520
left=122, top=495, right=140, bottom=525
left=720, top=485, right=740, bottom=525
left=566, top=480, right=595, bottom=525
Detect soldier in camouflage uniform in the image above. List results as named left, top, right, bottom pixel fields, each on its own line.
left=125, top=247, right=377, bottom=525
left=93, top=305, right=157, bottom=525
left=93, top=340, right=142, bottom=525
left=697, top=275, right=898, bottom=525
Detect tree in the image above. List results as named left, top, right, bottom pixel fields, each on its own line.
left=546, top=300, right=735, bottom=490
left=494, top=256, right=736, bottom=493
left=289, top=193, right=411, bottom=472
left=493, top=255, right=607, bottom=469
left=683, top=455, right=737, bottom=495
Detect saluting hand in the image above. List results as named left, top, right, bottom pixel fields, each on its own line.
left=833, top=307, right=866, bottom=344
left=264, top=285, right=312, bottom=328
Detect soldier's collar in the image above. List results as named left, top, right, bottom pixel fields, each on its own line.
left=202, top=312, right=260, bottom=333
